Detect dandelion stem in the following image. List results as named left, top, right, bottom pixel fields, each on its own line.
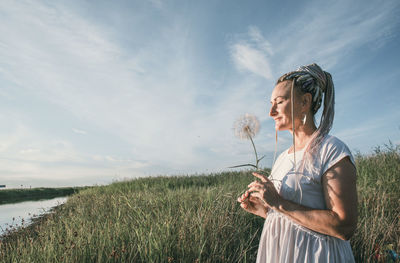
left=248, top=133, right=259, bottom=170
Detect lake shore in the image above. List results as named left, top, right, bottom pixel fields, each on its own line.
left=0, top=186, right=90, bottom=205
left=0, top=197, right=68, bottom=239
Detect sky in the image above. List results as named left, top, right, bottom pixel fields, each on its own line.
left=0, top=0, right=399, bottom=188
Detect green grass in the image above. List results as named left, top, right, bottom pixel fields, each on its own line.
left=0, top=144, right=399, bottom=262
left=0, top=187, right=89, bottom=205
left=351, top=143, right=400, bottom=262
left=0, top=171, right=265, bottom=262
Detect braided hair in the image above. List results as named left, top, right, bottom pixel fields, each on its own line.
left=274, top=63, right=335, bottom=201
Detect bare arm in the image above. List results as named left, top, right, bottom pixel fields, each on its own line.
left=249, top=157, right=358, bottom=240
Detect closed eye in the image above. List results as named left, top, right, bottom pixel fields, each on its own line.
left=270, top=96, right=287, bottom=104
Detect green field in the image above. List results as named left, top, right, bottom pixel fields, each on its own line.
left=0, top=144, right=399, bottom=262
left=0, top=187, right=88, bottom=205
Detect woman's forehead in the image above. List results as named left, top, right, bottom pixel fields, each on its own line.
left=271, top=82, right=291, bottom=100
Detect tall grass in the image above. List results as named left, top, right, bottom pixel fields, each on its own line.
left=0, top=145, right=399, bottom=262
left=0, top=171, right=266, bottom=262
left=351, top=143, right=400, bottom=262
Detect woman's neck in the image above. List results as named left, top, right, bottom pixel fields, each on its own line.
left=288, top=122, right=317, bottom=153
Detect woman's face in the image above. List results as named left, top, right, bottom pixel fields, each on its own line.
left=269, top=81, right=303, bottom=131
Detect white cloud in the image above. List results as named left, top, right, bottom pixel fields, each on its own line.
left=0, top=0, right=398, bottom=186
left=248, top=26, right=274, bottom=56
left=72, top=128, right=87, bottom=135
left=0, top=128, right=148, bottom=187
left=0, top=0, right=266, bottom=183
left=227, top=0, right=399, bottom=158
left=229, top=0, right=398, bottom=76
left=19, top=148, right=40, bottom=154
left=231, top=43, right=273, bottom=79
left=230, top=26, right=273, bottom=79
left=0, top=1, right=194, bottom=161
left=147, top=0, right=163, bottom=9
left=271, top=0, right=399, bottom=73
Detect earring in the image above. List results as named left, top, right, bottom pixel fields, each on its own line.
left=302, top=114, right=307, bottom=125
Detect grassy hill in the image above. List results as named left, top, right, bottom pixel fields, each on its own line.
left=0, top=144, right=399, bottom=262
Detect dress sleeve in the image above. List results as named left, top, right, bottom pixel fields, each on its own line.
left=321, top=136, right=355, bottom=175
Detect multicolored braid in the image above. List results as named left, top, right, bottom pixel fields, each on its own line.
left=278, top=63, right=328, bottom=114
left=273, top=63, right=335, bottom=202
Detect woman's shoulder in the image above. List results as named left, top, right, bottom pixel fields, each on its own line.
left=321, top=134, right=350, bottom=149
left=319, top=134, right=355, bottom=172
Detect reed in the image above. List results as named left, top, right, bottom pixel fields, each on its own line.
left=0, top=144, right=398, bottom=262
left=351, top=143, right=400, bottom=262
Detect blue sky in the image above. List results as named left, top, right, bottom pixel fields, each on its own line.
left=0, top=0, right=399, bottom=188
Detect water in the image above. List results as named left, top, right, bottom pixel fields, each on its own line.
left=0, top=197, right=67, bottom=236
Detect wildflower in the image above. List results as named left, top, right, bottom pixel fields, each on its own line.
left=110, top=247, right=119, bottom=259
left=231, top=113, right=264, bottom=169
left=233, top=113, right=260, bottom=140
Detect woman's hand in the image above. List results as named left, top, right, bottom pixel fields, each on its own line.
left=237, top=189, right=268, bottom=218
left=237, top=172, right=282, bottom=218
left=245, top=158, right=357, bottom=241
left=246, top=172, right=283, bottom=210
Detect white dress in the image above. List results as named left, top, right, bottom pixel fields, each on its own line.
left=256, top=135, right=355, bottom=263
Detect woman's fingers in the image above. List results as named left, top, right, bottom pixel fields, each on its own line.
left=247, top=185, right=264, bottom=194
left=240, top=195, right=259, bottom=211
left=248, top=181, right=263, bottom=188
left=239, top=173, right=280, bottom=211
left=239, top=173, right=275, bottom=210
left=247, top=192, right=269, bottom=209
left=252, top=172, right=269, bottom=182
left=237, top=190, right=250, bottom=203
left=248, top=195, right=264, bottom=205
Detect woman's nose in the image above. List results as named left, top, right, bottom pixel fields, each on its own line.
left=269, top=104, right=277, bottom=117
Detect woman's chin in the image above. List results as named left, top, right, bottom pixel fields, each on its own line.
left=275, top=125, right=288, bottom=131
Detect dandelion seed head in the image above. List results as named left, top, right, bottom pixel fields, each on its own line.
left=233, top=113, right=260, bottom=140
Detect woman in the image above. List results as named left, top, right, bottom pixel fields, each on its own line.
left=237, top=63, right=357, bottom=262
